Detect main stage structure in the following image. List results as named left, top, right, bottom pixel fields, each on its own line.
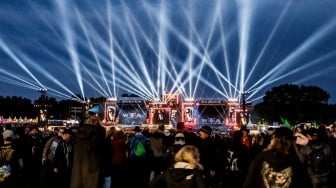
left=101, top=93, right=251, bottom=129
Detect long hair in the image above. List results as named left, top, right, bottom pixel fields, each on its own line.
left=174, top=145, right=203, bottom=170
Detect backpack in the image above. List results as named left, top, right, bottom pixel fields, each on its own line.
left=306, top=146, right=330, bottom=174
left=134, top=141, right=147, bottom=157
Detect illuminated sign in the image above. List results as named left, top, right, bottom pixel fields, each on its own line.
left=163, top=93, right=180, bottom=104
left=118, top=100, right=146, bottom=104
left=196, top=100, right=226, bottom=104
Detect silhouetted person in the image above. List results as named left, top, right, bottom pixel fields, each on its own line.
left=70, top=115, right=107, bottom=188
left=244, top=127, right=312, bottom=188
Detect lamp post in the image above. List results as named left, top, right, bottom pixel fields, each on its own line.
left=85, top=99, right=91, bottom=118
left=37, top=88, right=47, bottom=126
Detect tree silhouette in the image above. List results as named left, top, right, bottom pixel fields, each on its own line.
left=254, top=84, right=332, bottom=126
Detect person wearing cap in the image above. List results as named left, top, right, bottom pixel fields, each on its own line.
left=42, top=127, right=64, bottom=165
left=195, top=125, right=216, bottom=186
left=244, top=127, right=312, bottom=188
left=0, top=128, right=23, bottom=187
left=53, top=128, right=73, bottom=188
left=41, top=127, right=64, bottom=188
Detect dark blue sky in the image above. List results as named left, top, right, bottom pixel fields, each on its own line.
left=1, top=0, right=336, bottom=104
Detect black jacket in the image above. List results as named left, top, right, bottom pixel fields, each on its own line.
left=243, top=150, right=312, bottom=188
left=149, top=162, right=207, bottom=188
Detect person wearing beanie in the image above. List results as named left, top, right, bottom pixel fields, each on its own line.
left=196, top=125, right=216, bottom=186
left=199, top=126, right=212, bottom=136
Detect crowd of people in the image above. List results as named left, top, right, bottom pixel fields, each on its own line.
left=0, top=116, right=336, bottom=188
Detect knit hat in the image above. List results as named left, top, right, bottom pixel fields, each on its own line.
left=200, top=125, right=212, bottom=135
left=62, top=128, right=72, bottom=135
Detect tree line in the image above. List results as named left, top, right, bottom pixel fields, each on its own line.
left=254, top=84, right=336, bottom=126
left=0, top=95, right=105, bottom=120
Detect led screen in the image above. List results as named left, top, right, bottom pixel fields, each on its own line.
left=118, top=104, right=147, bottom=125
left=196, top=105, right=226, bottom=125
left=152, top=109, right=170, bottom=125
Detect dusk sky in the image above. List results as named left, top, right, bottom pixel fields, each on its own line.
left=1, top=0, right=336, bottom=104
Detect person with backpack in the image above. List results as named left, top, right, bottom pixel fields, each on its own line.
left=295, top=128, right=333, bottom=188
left=129, top=126, right=149, bottom=159
left=127, top=126, right=150, bottom=187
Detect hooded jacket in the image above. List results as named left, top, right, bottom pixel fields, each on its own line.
left=149, top=162, right=207, bottom=188
left=243, top=150, right=312, bottom=188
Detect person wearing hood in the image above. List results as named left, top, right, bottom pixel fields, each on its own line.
left=243, top=127, right=312, bottom=188
left=149, top=145, right=207, bottom=188
left=70, top=115, right=107, bottom=188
